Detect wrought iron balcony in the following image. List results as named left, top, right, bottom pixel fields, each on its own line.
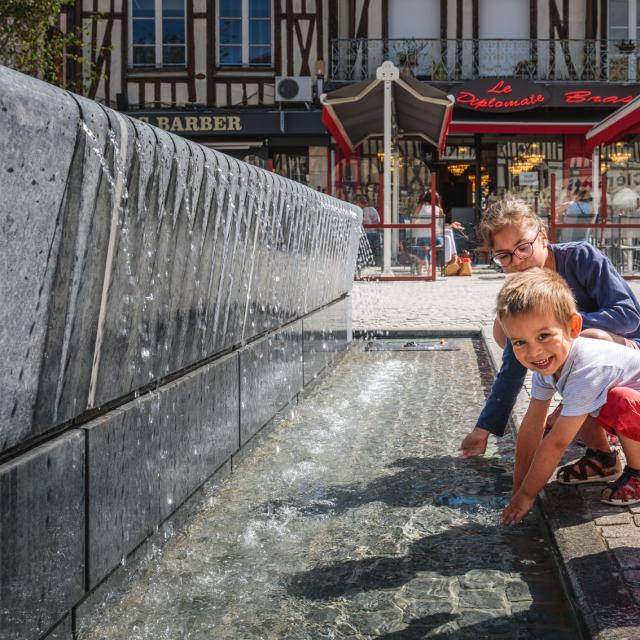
left=330, top=38, right=639, bottom=83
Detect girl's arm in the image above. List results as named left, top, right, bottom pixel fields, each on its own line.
left=503, top=413, right=587, bottom=523
left=569, top=244, right=640, bottom=336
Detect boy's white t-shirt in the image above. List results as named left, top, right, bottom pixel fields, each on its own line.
left=531, top=336, right=640, bottom=417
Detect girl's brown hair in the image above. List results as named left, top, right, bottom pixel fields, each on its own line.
left=477, top=198, right=546, bottom=249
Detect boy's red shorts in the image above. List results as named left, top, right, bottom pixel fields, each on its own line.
left=597, top=387, right=640, bottom=442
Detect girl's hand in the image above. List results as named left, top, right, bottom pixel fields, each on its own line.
left=502, top=492, right=535, bottom=524
left=450, top=221, right=464, bottom=231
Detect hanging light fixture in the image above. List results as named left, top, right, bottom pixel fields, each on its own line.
left=448, top=163, right=469, bottom=176
left=610, top=142, right=631, bottom=165
left=523, top=142, right=544, bottom=167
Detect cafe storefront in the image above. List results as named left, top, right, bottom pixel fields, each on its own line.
left=129, top=81, right=640, bottom=277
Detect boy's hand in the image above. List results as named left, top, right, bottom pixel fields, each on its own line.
left=502, top=491, right=535, bottom=524
left=459, top=427, right=490, bottom=457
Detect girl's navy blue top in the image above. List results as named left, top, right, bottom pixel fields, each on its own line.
left=477, top=241, right=640, bottom=436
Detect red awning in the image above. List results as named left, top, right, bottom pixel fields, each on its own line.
left=586, top=93, right=640, bottom=151
left=449, top=121, right=595, bottom=135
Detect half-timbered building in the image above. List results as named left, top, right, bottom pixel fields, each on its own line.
left=76, top=0, right=640, bottom=234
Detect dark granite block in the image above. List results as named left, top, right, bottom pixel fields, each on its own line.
left=157, top=353, right=239, bottom=521
left=303, top=298, right=350, bottom=387
left=0, top=432, right=85, bottom=640
left=240, top=322, right=303, bottom=445
left=85, top=403, right=162, bottom=589
left=86, top=354, right=240, bottom=588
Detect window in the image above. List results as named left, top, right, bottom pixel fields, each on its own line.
left=131, top=0, right=186, bottom=67
left=609, top=0, right=640, bottom=41
left=218, top=0, right=272, bottom=67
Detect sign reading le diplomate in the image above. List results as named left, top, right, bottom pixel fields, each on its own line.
left=455, top=79, right=639, bottom=112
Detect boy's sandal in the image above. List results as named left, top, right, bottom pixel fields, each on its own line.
left=556, top=449, right=621, bottom=485
left=601, top=466, right=640, bottom=505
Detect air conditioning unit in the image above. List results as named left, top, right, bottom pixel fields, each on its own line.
left=275, top=76, right=314, bottom=102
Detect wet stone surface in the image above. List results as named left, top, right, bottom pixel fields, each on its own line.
left=80, top=340, right=580, bottom=639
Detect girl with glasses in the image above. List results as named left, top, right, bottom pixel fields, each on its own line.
left=460, top=198, right=640, bottom=487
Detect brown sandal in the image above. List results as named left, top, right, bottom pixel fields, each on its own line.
left=556, top=449, right=622, bottom=485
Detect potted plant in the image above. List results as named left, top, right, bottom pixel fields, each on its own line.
left=616, top=40, right=636, bottom=53
left=513, top=59, right=537, bottom=79
left=431, top=60, right=448, bottom=81
left=398, top=50, right=419, bottom=67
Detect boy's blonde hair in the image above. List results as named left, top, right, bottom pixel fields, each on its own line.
left=478, top=198, right=546, bottom=248
left=496, top=268, right=577, bottom=326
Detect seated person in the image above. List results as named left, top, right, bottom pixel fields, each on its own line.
left=411, top=190, right=463, bottom=267
left=499, top=268, right=640, bottom=524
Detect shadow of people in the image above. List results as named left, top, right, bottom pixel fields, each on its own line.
left=260, top=455, right=512, bottom=518
left=285, top=520, right=545, bottom=600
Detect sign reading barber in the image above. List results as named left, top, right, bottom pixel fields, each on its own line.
left=455, top=79, right=550, bottom=112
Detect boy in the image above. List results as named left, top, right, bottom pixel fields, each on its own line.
left=498, top=268, right=640, bottom=524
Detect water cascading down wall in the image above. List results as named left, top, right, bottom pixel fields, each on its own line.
left=0, top=66, right=361, bottom=640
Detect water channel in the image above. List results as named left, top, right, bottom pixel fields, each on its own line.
left=80, top=339, right=581, bottom=639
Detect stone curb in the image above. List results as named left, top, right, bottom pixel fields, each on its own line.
left=480, top=326, right=640, bottom=640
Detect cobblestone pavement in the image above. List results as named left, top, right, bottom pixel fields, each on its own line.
left=352, top=266, right=640, bottom=640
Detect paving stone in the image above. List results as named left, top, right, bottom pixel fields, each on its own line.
left=599, top=524, right=640, bottom=538
left=459, top=570, right=507, bottom=589
left=612, top=547, right=640, bottom=570
left=458, top=589, right=508, bottom=610
left=346, top=610, right=404, bottom=635
left=595, top=513, right=633, bottom=526
left=605, top=536, right=640, bottom=549
left=505, top=580, right=532, bottom=602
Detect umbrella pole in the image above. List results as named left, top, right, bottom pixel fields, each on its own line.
left=377, top=61, right=399, bottom=275
left=392, top=141, right=400, bottom=261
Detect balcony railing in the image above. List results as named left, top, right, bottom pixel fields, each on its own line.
left=330, top=38, right=639, bottom=83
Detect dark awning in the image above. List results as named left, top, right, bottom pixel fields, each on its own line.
left=320, top=73, right=454, bottom=155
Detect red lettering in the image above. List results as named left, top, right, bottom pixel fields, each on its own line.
left=564, top=90, right=591, bottom=103
left=564, top=90, right=635, bottom=105
left=488, top=80, right=512, bottom=94
left=456, top=89, right=548, bottom=110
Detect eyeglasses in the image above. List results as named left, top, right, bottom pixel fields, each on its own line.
left=491, top=229, right=541, bottom=267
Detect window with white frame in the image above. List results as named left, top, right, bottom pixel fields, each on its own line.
left=131, top=0, right=186, bottom=67
left=218, top=0, right=272, bottom=67
left=609, top=0, right=640, bottom=41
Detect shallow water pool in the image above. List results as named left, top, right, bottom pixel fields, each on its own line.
left=80, top=339, right=581, bottom=639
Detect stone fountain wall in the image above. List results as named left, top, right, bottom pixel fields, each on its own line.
left=0, top=66, right=361, bottom=640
